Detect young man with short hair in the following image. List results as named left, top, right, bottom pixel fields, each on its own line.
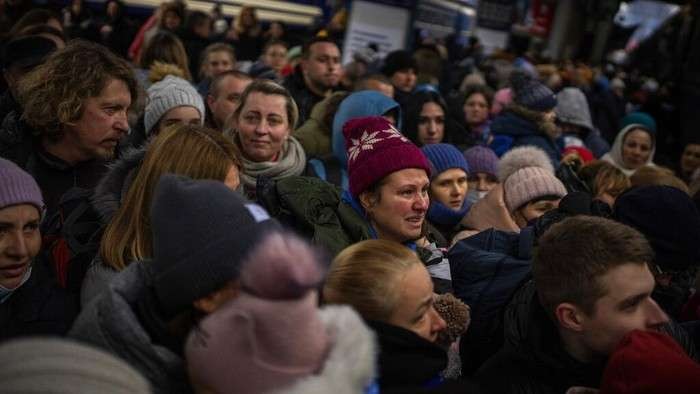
left=283, top=37, right=342, bottom=125
left=476, top=216, right=692, bottom=394
left=199, top=43, right=236, bottom=82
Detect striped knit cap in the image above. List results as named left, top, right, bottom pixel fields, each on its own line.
left=145, top=75, right=205, bottom=134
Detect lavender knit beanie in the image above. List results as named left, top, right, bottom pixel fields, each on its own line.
left=463, top=146, right=499, bottom=178
left=0, top=158, right=43, bottom=213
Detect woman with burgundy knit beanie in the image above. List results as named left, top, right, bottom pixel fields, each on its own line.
left=256, top=116, right=439, bottom=266
left=0, top=158, right=77, bottom=340
left=342, top=116, right=432, bottom=247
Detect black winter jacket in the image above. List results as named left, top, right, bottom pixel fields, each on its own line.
left=283, top=67, right=327, bottom=126
left=0, top=112, right=109, bottom=219
left=476, top=281, right=698, bottom=394
left=0, top=258, right=78, bottom=341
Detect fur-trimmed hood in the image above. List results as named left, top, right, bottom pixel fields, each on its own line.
left=276, top=305, right=377, bottom=394
left=69, top=263, right=191, bottom=394
left=91, top=146, right=146, bottom=224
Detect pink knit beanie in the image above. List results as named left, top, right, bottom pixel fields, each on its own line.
left=499, top=146, right=566, bottom=212
left=503, top=166, right=567, bottom=212
left=185, top=233, right=331, bottom=394
left=344, top=116, right=431, bottom=196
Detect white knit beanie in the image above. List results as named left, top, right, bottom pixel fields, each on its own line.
left=0, top=338, right=151, bottom=393
left=144, top=75, right=205, bottom=135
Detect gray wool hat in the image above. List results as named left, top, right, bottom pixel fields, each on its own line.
left=510, top=71, right=557, bottom=112
left=149, top=174, right=281, bottom=318
left=555, top=87, right=594, bottom=131
left=144, top=75, right=205, bottom=135
left=0, top=338, right=151, bottom=393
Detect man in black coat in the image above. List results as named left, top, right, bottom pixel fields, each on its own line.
left=476, top=216, right=694, bottom=394
left=283, top=37, right=342, bottom=126
left=0, top=39, right=138, bottom=219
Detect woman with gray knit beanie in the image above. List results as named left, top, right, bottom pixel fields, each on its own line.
left=225, top=79, right=307, bottom=200
left=144, top=63, right=206, bottom=136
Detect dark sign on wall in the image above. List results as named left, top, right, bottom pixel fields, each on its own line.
left=477, top=0, right=516, bottom=31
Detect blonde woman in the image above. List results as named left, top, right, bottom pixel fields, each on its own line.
left=324, top=240, right=450, bottom=391
left=80, top=125, right=240, bottom=306
left=578, top=160, right=631, bottom=207
left=225, top=80, right=306, bottom=199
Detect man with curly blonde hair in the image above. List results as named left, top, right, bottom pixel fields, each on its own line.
left=0, top=39, right=137, bottom=216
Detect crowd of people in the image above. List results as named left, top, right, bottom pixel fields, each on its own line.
left=1, top=1, right=700, bottom=393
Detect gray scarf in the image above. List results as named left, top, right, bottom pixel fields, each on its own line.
left=239, top=136, right=307, bottom=190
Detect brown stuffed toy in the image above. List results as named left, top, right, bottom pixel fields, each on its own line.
left=433, top=293, right=471, bottom=348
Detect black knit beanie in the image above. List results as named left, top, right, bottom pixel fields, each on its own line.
left=614, top=185, right=700, bottom=272
left=149, top=174, right=281, bottom=318
left=381, top=50, right=417, bottom=77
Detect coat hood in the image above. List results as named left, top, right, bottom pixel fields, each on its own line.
left=601, top=124, right=656, bottom=176
left=90, top=146, right=146, bottom=224
left=69, top=263, right=190, bottom=394
left=276, top=306, right=377, bottom=394
left=555, top=87, right=594, bottom=131
left=331, top=91, right=401, bottom=169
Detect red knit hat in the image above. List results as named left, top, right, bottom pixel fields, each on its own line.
left=344, top=116, right=431, bottom=196
left=563, top=146, right=595, bottom=164
left=600, top=330, right=700, bottom=394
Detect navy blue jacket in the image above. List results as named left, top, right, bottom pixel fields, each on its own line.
left=448, top=227, right=534, bottom=373
left=490, top=111, right=561, bottom=167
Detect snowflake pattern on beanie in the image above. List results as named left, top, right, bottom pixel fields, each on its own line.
left=347, top=124, right=409, bottom=163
